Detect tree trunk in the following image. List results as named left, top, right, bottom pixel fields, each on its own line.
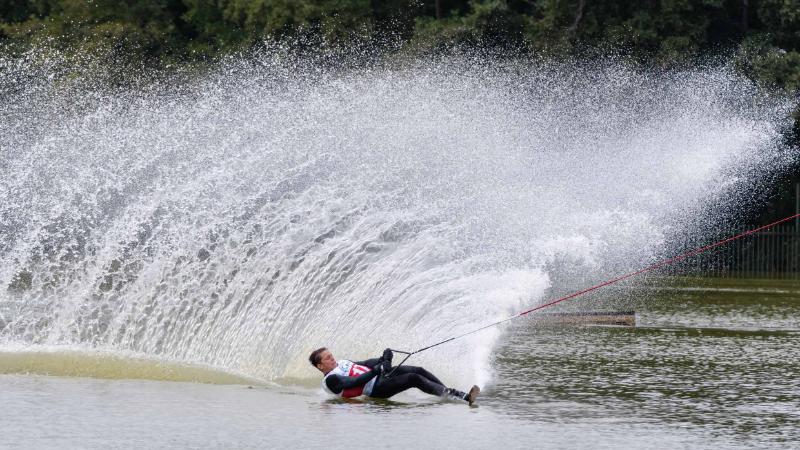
left=569, top=0, right=586, bottom=33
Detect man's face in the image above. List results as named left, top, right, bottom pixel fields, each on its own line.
left=317, top=350, right=337, bottom=373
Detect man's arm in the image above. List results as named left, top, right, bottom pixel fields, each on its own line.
left=352, top=358, right=381, bottom=368
left=324, top=369, right=378, bottom=395
left=355, top=349, right=393, bottom=371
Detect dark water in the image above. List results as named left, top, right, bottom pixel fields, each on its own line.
left=490, top=278, right=800, bottom=447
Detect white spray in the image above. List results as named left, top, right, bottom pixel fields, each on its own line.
left=0, top=48, right=794, bottom=386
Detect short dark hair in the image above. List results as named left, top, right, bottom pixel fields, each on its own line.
left=309, top=347, right=328, bottom=367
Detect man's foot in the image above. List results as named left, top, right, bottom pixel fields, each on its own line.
left=467, top=385, right=480, bottom=406
left=444, top=386, right=480, bottom=405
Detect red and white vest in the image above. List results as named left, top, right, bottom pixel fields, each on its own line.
left=322, top=359, right=376, bottom=398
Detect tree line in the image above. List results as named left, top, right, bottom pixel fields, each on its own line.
left=1, top=0, right=799, bottom=91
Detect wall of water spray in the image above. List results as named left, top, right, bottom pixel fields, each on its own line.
left=0, top=46, right=795, bottom=385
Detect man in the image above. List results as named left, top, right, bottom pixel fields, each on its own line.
left=309, top=347, right=480, bottom=405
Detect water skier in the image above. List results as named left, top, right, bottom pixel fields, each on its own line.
left=309, top=347, right=480, bottom=405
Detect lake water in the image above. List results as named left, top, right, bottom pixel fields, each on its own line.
left=3, top=278, right=797, bottom=449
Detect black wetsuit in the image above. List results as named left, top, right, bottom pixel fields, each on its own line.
left=369, top=365, right=447, bottom=398
left=324, top=357, right=448, bottom=399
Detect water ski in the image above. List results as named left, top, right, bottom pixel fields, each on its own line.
left=467, top=385, right=480, bottom=406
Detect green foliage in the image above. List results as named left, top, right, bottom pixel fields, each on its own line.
left=408, top=0, right=526, bottom=56
left=1, top=0, right=799, bottom=92
left=752, top=49, right=800, bottom=90
left=756, top=0, right=800, bottom=50
left=182, top=0, right=375, bottom=51
left=1, top=0, right=188, bottom=58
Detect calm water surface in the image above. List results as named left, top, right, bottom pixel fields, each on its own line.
left=2, top=279, right=798, bottom=449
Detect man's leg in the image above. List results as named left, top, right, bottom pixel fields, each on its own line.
left=385, top=365, right=445, bottom=385
left=369, top=373, right=446, bottom=398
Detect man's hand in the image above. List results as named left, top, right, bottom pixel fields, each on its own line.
left=381, top=348, right=393, bottom=373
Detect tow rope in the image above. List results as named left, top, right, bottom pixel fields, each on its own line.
left=385, top=212, right=800, bottom=376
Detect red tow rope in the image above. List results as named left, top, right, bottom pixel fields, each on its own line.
left=386, top=213, right=800, bottom=374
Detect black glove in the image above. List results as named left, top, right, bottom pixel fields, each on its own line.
left=381, top=348, right=393, bottom=373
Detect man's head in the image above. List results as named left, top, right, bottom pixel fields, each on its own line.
left=309, top=347, right=337, bottom=374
